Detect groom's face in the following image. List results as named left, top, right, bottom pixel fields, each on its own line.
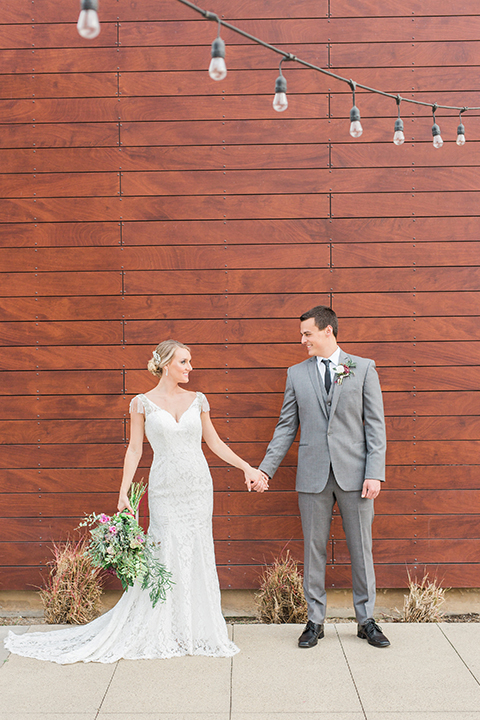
left=300, top=318, right=333, bottom=357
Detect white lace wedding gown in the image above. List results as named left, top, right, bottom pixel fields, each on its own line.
left=5, top=391, right=239, bottom=663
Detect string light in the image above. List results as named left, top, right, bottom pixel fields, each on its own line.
left=457, top=108, right=467, bottom=146
left=273, top=58, right=288, bottom=112
left=77, top=0, right=100, bottom=39
left=393, top=96, right=405, bottom=146
left=431, top=106, right=443, bottom=149
left=85, top=0, right=476, bottom=145
left=349, top=82, right=363, bottom=139
left=208, top=18, right=227, bottom=81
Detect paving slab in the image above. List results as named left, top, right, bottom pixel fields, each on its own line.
left=98, top=715, right=230, bottom=720
left=439, top=622, right=480, bottom=682
left=0, top=626, right=30, bottom=663
left=0, top=715, right=96, bottom=720
left=367, top=714, right=480, bottom=720
left=231, top=714, right=365, bottom=720
left=231, top=623, right=362, bottom=714
left=101, top=655, right=232, bottom=714
left=0, top=652, right=116, bottom=714
left=336, top=622, right=480, bottom=714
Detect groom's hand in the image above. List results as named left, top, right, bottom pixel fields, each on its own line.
left=361, top=479, right=381, bottom=499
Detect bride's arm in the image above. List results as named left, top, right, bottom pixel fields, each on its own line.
left=201, top=411, right=268, bottom=492
left=117, top=410, right=145, bottom=512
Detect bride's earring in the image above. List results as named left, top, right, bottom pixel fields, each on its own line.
left=165, top=366, right=169, bottom=376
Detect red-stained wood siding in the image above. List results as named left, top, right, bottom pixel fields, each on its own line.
left=0, top=0, right=479, bottom=591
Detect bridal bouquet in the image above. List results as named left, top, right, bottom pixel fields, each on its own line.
left=78, top=482, right=173, bottom=608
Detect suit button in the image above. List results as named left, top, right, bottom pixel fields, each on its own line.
left=327, top=401, right=331, bottom=406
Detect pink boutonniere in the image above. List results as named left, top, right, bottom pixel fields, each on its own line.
left=333, top=358, right=356, bottom=385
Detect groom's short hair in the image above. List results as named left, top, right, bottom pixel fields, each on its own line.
left=300, top=305, right=338, bottom=338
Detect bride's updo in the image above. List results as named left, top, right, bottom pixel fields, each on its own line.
left=147, top=339, right=190, bottom=378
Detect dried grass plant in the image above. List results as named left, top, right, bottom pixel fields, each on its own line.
left=256, top=551, right=308, bottom=624
left=401, top=570, right=448, bottom=622
left=39, top=535, right=104, bottom=624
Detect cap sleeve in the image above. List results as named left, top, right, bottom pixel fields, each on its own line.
left=200, top=393, right=210, bottom=413
left=129, top=395, right=145, bottom=414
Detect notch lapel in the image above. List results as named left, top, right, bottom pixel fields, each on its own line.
left=307, top=356, right=328, bottom=419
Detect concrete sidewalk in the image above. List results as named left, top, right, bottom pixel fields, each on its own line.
left=1, top=622, right=480, bottom=720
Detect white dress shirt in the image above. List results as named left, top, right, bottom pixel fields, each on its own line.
left=316, top=347, right=341, bottom=388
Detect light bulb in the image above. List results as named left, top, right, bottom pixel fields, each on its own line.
left=349, top=105, right=363, bottom=138
left=350, top=120, right=363, bottom=138
left=273, top=92, right=288, bottom=112
left=77, top=9, right=100, bottom=39
left=393, top=118, right=405, bottom=145
left=457, top=122, right=466, bottom=146
left=273, top=74, right=288, bottom=112
left=209, top=37, right=227, bottom=81
left=432, top=122, right=443, bottom=148
left=209, top=57, right=227, bottom=81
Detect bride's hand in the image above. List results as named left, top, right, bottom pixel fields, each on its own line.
left=117, top=494, right=134, bottom=513
left=244, top=467, right=269, bottom=493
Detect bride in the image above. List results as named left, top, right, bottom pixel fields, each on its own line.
left=5, top=339, right=268, bottom=663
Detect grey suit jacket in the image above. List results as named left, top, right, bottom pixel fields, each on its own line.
left=259, top=349, right=386, bottom=493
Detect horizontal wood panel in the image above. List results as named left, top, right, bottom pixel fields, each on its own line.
left=332, top=142, right=480, bottom=170
left=0, top=370, right=123, bottom=396
left=0, top=321, right=123, bottom=346
left=335, top=539, right=480, bottom=564
left=0, top=173, right=119, bottom=199
left=0, top=194, right=330, bottom=223
left=332, top=192, right=480, bottom=219
left=0, top=271, right=122, bottom=297
left=3, top=562, right=478, bottom=592
left=334, top=294, right=480, bottom=318
left=217, top=563, right=480, bottom=589
left=117, top=17, right=480, bottom=46
left=0, top=145, right=330, bottom=174
left=3, top=512, right=478, bottom=544
left=330, top=1, right=480, bottom=17
left=0, top=420, right=125, bottom=444
left=0, top=222, right=120, bottom=248
left=0, top=243, right=330, bottom=272
left=332, top=242, right=480, bottom=268
left=0, top=123, right=119, bottom=149
left=331, top=40, right=480, bottom=68
left=121, top=219, right=330, bottom=246
left=0, top=74, right=117, bottom=100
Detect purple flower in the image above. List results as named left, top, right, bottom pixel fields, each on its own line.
left=99, top=513, right=110, bottom=523
left=108, top=525, right=117, bottom=534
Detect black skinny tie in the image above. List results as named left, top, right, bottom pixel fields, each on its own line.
left=322, top=358, right=331, bottom=393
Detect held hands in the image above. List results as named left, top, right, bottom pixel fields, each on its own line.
left=361, top=478, right=381, bottom=500
left=244, top=467, right=269, bottom=493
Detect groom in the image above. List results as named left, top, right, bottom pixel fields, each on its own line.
left=259, top=306, right=390, bottom=648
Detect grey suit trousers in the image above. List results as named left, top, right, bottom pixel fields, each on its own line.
left=298, top=468, right=376, bottom=625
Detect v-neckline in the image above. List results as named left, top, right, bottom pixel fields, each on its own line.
left=142, top=393, right=198, bottom=424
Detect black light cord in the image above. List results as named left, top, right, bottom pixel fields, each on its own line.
left=176, top=0, right=480, bottom=115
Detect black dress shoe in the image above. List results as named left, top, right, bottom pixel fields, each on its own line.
left=357, top=618, right=390, bottom=647
left=298, top=620, right=324, bottom=648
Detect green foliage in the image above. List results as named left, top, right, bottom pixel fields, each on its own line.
left=78, top=481, right=173, bottom=608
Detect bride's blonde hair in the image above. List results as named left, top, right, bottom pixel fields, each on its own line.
left=147, top=339, right=190, bottom=378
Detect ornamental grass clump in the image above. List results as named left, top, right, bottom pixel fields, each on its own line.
left=256, top=551, right=308, bottom=624
left=39, top=535, right=104, bottom=625
left=401, top=570, right=448, bottom=622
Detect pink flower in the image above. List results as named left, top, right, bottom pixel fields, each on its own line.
left=99, top=513, right=110, bottom=523
left=108, top=526, right=117, bottom=534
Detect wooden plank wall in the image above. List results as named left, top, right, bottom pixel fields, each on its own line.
left=0, top=0, right=479, bottom=592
